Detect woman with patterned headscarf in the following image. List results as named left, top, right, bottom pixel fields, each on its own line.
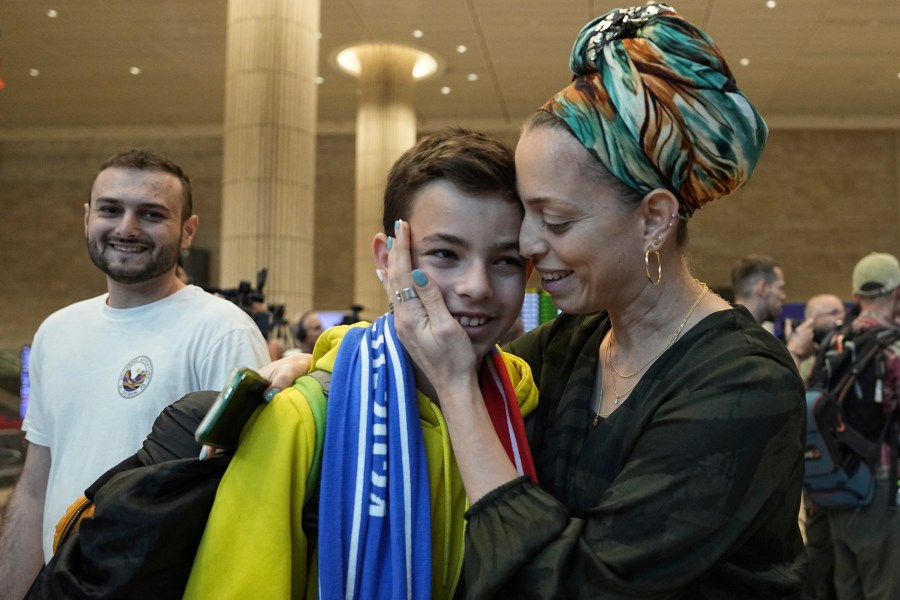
left=383, top=4, right=806, bottom=597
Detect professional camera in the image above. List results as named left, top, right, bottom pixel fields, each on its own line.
left=340, top=304, right=364, bottom=325
left=784, top=317, right=844, bottom=346
left=269, top=303, right=288, bottom=326
left=206, top=269, right=268, bottom=313
left=205, top=269, right=274, bottom=337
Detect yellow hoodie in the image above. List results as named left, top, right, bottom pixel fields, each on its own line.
left=184, top=324, right=538, bottom=599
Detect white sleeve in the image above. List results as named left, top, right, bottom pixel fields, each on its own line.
left=196, top=325, right=270, bottom=390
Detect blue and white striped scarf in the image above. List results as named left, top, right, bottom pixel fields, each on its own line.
left=318, top=315, right=431, bottom=600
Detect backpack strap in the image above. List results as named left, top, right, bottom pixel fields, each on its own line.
left=875, top=329, right=900, bottom=510
left=888, top=415, right=898, bottom=515
left=290, top=370, right=331, bottom=502
left=883, top=332, right=900, bottom=513
left=290, top=370, right=331, bottom=543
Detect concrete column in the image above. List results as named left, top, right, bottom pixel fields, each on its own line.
left=351, top=44, right=420, bottom=320
left=220, top=0, right=320, bottom=319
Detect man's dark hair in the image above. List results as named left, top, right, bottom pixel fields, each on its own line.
left=382, top=127, right=519, bottom=234
left=731, top=254, right=779, bottom=298
left=96, top=149, right=193, bottom=222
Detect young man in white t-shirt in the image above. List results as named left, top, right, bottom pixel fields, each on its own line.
left=0, top=149, right=270, bottom=599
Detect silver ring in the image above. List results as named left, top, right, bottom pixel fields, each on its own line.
left=394, top=287, right=418, bottom=303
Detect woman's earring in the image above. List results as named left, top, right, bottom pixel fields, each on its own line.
left=645, top=248, right=662, bottom=285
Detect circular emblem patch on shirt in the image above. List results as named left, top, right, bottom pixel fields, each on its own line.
left=118, top=355, right=153, bottom=398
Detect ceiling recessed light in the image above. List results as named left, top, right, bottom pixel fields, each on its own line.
left=29, top=68, right=40, bottom=77
left=467, top=73, right=479, bottom=82
left=766, top=1, right=776, bottom=7
left=129, top=66, right=141, bottom=75
left=739, top=58, right=750, bottom=66
left=456, top=45, right=467, bottom=54
left=47, top=9, right=58, bottom=18
left=440, top=86, right=451, bottom=95
left=314, top=76, right=324, bottom=84
left=412, top=30, right=424, bottom=39
left=336, top=44, right=439, bottom=81
left=412, top=53, right=438, bottom=79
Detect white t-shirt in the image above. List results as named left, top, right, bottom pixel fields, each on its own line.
left=23, top=285, right=270, bottom=559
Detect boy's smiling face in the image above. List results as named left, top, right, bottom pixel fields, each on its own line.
left=379, top=179, right=526, bottom=362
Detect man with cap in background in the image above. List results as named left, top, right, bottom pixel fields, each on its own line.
left=825, top=252, right=900, bottom=599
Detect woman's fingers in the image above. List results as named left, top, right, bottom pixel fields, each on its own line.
left=390, top=219, right=414, bottom=275
left=386, top=221, right=418, bottom=307
left=387, top=220, right=428, bottom=321
left=408, top=268, right=451, bottom=332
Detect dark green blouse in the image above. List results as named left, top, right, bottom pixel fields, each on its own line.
left=464, top=306, right=807, bottom=599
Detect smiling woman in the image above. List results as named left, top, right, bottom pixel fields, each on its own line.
left=386, top=4, right=807, bottom=598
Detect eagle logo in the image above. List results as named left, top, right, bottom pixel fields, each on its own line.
left=118, top=356, right=153, bottom=398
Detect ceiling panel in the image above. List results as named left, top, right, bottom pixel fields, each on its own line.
left=1, top=0, right=899, bottom=134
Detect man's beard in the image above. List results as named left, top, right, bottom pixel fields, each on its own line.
left=86, top=236, right=181, bottom=284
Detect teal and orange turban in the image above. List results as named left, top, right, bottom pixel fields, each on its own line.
left=542, top=3, right=768, bottom=216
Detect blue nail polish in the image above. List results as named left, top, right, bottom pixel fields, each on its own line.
left=394, top=219, right=401, bottom=234
left=412, top=269, right=428, bottom=286
left=375, top=269, right=384, bottom=282
left=264, top=388, right=280, bottom=402
left=387, top=236, right=393, bottom=250
left=198, top=447, right=209, bottom=461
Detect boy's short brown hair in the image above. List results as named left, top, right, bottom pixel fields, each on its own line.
left=382, top=127, right=519, bottom=234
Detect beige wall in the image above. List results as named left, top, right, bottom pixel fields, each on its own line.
left=1, top=128, right=899, bottom=352
left=689, top=129, right=900, bottom=296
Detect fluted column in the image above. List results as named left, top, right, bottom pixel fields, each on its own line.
left=352, top=44, right=420, bottom=320
left=220, top=0, right=320, bottom=318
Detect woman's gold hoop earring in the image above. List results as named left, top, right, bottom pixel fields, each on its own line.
left=645, top=249, right=662, bottom=285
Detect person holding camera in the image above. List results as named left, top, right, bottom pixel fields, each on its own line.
left=784, top=293, right=846, bottom=600
left=785, top=293, right=846, bottom=379
left=814, top=253, right=900, bottom=599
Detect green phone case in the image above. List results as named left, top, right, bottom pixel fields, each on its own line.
left=194, top=367, right=270, bottom=449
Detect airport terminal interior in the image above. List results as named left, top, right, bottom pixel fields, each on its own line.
left=1, top=0, right=899, bottom=568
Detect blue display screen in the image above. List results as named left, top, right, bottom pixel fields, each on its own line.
left=20, top=345, right=30, bottom=419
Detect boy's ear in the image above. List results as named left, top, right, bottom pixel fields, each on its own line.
left=372, top=233, right=390, bottom=271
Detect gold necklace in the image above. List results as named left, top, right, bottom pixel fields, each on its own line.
left=607, top=282, right=709, bottom=379
left=592, top=385, right=608, bottom=427
left=593, top=282, right=710, bottom=428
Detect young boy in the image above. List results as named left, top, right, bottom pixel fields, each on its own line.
left=183, top=128, right=538, bottom=599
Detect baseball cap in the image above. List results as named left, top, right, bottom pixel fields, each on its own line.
left=852, top=252, right=900, bottom=296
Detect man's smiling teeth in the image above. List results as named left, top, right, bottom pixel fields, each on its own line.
left=457, top=316, right=487, bottom=327
left=541, top=271, right=569, bottom=281
left=110, top=242, right=146, bottom=253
